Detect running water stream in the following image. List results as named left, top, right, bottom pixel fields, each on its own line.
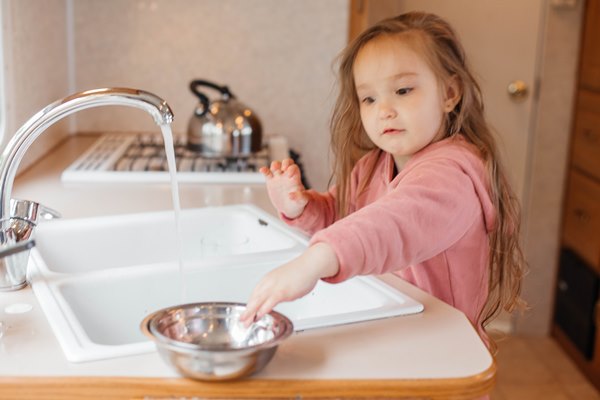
left=160, top=125, right=186, bottom=302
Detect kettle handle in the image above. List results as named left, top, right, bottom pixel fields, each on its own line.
left=189, top=80, right=236, bottom=117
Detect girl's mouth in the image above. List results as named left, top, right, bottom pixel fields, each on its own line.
left=382, top=128, right=404, bottom=135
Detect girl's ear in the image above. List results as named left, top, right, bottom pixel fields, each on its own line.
left=443, top=75, right=461, bottom=112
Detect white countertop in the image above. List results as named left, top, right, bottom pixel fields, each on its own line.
left=1, top=134, right=494, bottom=397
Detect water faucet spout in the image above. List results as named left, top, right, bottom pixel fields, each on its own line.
left=0, top=88, right=174, bottom=220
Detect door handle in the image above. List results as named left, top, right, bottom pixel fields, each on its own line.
left=507, top=80, right=528, bottom=101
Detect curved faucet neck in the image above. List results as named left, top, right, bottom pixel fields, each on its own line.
left=0, top=88, right=174, bottom=220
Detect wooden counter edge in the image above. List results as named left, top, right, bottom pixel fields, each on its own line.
left=0, top=361, right=495, bottom=400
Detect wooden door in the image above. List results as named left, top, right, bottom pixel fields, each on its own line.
left=581, top=0, right=600, bottom=91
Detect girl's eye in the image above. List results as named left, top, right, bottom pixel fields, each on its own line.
left=396, top=88, right=413, bottom=95
left=361, top=96, right=375, bottom=105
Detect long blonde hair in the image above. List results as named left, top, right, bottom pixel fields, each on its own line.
left=330, top=11, right=526, bottom=337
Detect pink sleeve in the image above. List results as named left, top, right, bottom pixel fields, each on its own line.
left=311, top=159, right=484, bottom=283
left=282, top=152, right=370, bottom=234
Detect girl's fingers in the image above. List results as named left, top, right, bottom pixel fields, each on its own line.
left=280, top=158, right=295, bottom=170
left=271, top=159, right=298, bottom=175
left=242, top=298, right=276, bottom=327
left=259, top=166, right=272, bottom=178
left=270, top=160, right=282, bottom=174
left=241, top=294, right=265, bottom=326
left=285, top=164, right=301, bottom=178
left=256, top=296, right=280, bottom=321
left=242, top=276, right=286, bottom=326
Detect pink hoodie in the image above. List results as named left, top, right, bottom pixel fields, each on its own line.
left=283, top=135, right=495, bottom=329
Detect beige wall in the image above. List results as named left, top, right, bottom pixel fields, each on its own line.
left=71, top=0, right=348, bottom=191
left=0, top=0, right=348, bottom=191
left=1, top=0, right=70, bottom=172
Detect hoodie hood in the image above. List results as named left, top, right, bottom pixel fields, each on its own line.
left=396, top=134, right=497, bottom=233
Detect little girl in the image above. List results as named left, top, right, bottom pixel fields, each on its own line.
left=241, top=11, right=526, bottom=346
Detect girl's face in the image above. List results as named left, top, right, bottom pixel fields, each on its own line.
left=353, top=35, right=458, bottom=170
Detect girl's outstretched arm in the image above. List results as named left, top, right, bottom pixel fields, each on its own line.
left=240, top=242, right=339, bottom=326
left=260, top=158, right=311, bottom=219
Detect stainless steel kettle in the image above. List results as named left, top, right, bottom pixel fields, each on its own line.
left=187, top=80, right=262, bottom=157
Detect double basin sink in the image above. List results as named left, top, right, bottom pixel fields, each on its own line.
left=28, top=204, right=423, bottom=362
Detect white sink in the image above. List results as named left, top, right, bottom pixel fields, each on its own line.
left=34, top=205, right=303, bottom=274
left=29, top=204, right=424, bottom=362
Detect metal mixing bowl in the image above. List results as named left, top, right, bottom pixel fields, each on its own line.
left=140, top=302, right=293, bottom=381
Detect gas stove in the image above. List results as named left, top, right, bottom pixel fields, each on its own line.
left=62, top=132, right=289, bottom=184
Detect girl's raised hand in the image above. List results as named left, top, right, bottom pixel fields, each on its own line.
left=260, top=158, right=309, bottom=219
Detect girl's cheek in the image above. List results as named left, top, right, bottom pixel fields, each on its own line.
left=359, top=109, right=369, bottom=124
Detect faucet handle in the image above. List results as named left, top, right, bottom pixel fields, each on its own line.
left=0, top=238, right=35, bottom=259
left=10, top=199, right=61, bottom=225
left=38, top=204, right=61, bottom=221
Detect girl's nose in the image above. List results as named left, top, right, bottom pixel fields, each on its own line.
left=378, top=102, right=397, bottom=119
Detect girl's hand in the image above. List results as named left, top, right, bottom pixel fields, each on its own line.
left=260, top=159, right=309, bottom=219
left=240, top=243, right=339, bottom=326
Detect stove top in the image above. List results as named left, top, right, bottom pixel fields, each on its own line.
left=61, top=132, right=280, bottom=184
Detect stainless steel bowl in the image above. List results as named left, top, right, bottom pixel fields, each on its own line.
left=141, top=302, right=293, bottom=381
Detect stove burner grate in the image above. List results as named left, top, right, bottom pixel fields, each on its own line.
left=61, top=132, right=271, bottom=184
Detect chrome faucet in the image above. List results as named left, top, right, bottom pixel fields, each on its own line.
left=0, top=88, right=173, bottom=291
left=0, top=88, right=174, bottom=221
